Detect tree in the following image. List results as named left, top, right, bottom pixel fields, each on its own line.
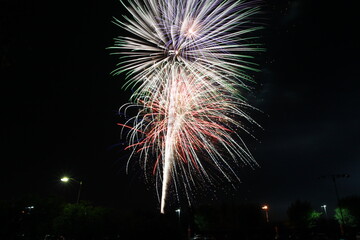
left=337, top=195, right=360, bottom=227
left=334, top=208, right=357, bottom=227
left=53, top=201, right=121, bottom=239
left=286, top=200, right=322, bottom=237
left=308, top=210, right=323, bottom=228
left=287, top=200, right=311, bottom=228
left=0, top=195, right=66, bottom=239
left=192, top=202, right=267, bottom=239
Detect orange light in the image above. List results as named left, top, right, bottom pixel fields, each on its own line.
left=262, top=205, right=268, bottom=210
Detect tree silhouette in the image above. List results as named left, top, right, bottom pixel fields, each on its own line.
left=286, top=200, right=322, bottom=238
left=337, top=195, right=360, bottom=227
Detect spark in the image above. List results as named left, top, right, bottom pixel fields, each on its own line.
left=110, top=0, right=264, bottom=213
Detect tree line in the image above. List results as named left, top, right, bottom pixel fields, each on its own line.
left=1, top=194, right=360, bottom=239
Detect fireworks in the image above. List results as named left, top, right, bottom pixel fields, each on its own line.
left=110, top=0, right=264, bottom=213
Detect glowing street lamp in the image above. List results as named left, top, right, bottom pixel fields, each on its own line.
left=60, top=177, right=70, bottom=182
left=262, top=205, right=269, bottom=223
left=321, top=204, right=328, bottom=218
left=175, top=208, right=183, bottom=236
left=60, top=176, right=83, bottom=204
left=319, top=174, right=350, bottom=236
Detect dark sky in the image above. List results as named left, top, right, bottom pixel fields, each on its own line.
left=1, top=0, right=359, bottom=221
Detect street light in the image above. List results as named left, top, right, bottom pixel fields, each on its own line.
left=319, top=174, right=350, bottom=236
left=262, top=205, right=269, bottom=223
left=60, top=177, right=70, bottom=182
left=175, top=208, right=182, bottom=236
left=321, top=204, right=328, bottom=218
left=60, top=176, right=83, bottom=204
left=175, top=208, right=181, bottom=217
left=175, top=209, right=181, bottom=224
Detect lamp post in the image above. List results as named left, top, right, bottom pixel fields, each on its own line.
left=175, top=208, right=182, bottom=237
left=175, top=208, right=181, bottom=219
left=319, top=174, right=350, bottom=236
left=175, top=209, right=181, bottom=226
left=61, top=176, right=83, bottom=204
left=262, top=205, right=269, bottom=223
left=321, top=204, right=328, bottom=218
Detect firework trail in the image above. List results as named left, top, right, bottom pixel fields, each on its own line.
left=110, top=0, right=264, bottom=213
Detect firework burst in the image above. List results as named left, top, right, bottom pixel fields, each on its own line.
left=110, top=0, right=264, bottom=213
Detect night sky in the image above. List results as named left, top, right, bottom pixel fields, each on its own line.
left=1, top=0, right=359, bottom=221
